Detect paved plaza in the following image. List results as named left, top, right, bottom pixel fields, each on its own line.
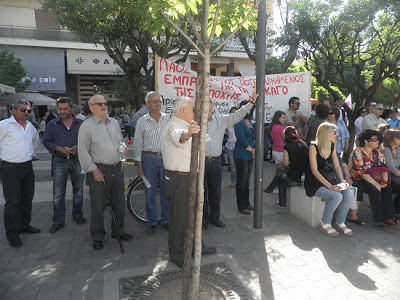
left=0, top=143, right=399, bottom=299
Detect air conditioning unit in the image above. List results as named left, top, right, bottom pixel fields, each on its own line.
left=105, top=94, right=120, bottom=101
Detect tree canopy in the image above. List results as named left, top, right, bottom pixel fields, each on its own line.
left=0, top=47, right=31, bottom=92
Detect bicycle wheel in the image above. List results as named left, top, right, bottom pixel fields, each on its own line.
left=126, top=176, right=161, bottom=224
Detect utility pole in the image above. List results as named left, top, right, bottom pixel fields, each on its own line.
left=254, top=0, right=267, bottom=229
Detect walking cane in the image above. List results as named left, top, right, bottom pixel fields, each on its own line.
left=102, top=175, right=124, bottom=253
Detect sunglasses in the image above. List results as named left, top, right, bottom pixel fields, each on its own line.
left=330, top=131, right=337, bottom=135
left=19, top=108, right=32, bottom=113
left=328, top=112, right=335, bottom=115
left=91, top=102, right=108, bottom=107
left=369, top=138, right=379, bottom=142
left=376, top=108, right=384, bottom=111
left=361, top=110, right=368, bottom=113
left=294, top=102, right=301, bottom=105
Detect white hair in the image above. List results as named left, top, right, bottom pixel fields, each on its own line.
left=172, top=97, right=193, bottom=115
left=144, top=91, right=159, bottom=103
left=88, top=94, right=105, bottom=105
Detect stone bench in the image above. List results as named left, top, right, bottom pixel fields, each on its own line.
left=289, top=186, right=358, bottom=227
left=289, top=186, right=325, bottom=227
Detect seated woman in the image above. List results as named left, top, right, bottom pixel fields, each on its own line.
left=349, top=130, right=398, bottom=227
left=380, top=129, right=400, bottom=215
left=276, top=126, right=308, bottom=208
left=263, top=110, right=286, bottom=195
left=305, top=122, right=353, bottom=237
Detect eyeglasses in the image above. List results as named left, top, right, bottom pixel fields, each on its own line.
left=91, top=102, right=108, bottom=107
left=376, top=108, right=384, bottom=111
left=369, top=138, right=379, bottom=142
left=19, top=108, right=32, bottom=113
left=328, top=112, right=334, bottom=115
left=330, top=131, right=337, bottom=135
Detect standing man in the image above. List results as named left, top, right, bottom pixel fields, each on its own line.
left=284, top=96, right=308, bottom=139
left=362, top=103, right=387, bottom=131
left=203, top=90, right=258, bottom=229
left=133, top=91, right=170, bottom=235
left=162, top=97, right=216, bottom=268
left=333, top=97, right=348, bottom=125
left=0, top=100, right=40, bottom=248
left=78, top=94, right=132, bottom=250
left=122, top=111, right=132, bottom=140
left=46, top=103, right=58, bottom=124
left=42, top=98, right=85, bottom=233
left=72, top=104, right=86, bottom=120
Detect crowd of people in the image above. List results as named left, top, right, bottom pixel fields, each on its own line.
left=1, top=93, right=400, bottom=268
left=263, top=98, right=400, bottom=236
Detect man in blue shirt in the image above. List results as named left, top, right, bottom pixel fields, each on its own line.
left=43, top=97, right=85, bottom=233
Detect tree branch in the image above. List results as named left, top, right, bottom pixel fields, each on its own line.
left=211, top=0, right=259, bottom=57
left=160, top=10, right=205, bottom=58
left=206, top=0, right=221, bottom=47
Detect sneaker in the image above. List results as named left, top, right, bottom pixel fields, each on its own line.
left=263, top=188, right=272, bottom=195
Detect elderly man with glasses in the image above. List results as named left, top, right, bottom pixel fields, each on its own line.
left=284, top=96, right=308, bottom=140
left=0, top=99, right=41, bottom=248
left=78, top=94, right=132, bottom=250
left=362, top=103, right=387, bottom=132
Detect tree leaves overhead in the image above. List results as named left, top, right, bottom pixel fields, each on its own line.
left=0, top=48, right=31, bottom=92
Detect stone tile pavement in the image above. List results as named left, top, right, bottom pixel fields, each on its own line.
left=0, top=147, right=399, bottom=299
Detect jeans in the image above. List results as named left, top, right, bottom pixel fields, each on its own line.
left=315, top=186, right=353, bottom=224
left=203, top=159, right=222, bottom=224
left=235, top=159, right=253, bottom=211
left=142, top=152, right=169, bottom=226
left=226, top=149, right=237, bottom=185
left=53, top=157, right=84, bottom=224
left=0, top=161, right=34, bottom=241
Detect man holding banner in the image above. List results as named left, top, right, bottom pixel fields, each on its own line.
left=203, top=90, right=258, bottom=230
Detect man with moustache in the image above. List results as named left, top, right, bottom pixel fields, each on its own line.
left=133, top=91, right=170, bottom=235
left=43, top=97, right=85, bottom=233
left=0, top=100, right=40, bottom=248
left=78, top=94, right=132, bottom=250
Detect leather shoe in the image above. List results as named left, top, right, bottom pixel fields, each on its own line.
left=19, top=225, right=41, bottom=234
left=9, top=237, right=23, bottom=248
left=210, top=220, right=225, bottom=228
left=146, top=225, right=157, bottom=235
left=202, top=246, right=217, bottom=255
left=49, top=223, right=64, bottom=233
left=247, top=205, right=254, bottom=211
left=171, top=259, right=184, bottom=269
left=162, top=224, right=169, bottom=232
left=239, top=209, right=251, bottom=215
left=93, top=241, right=103, bottom=250
left=112, top=232, right=133, bottom=241
left=73, top=216, right=86, bottom=224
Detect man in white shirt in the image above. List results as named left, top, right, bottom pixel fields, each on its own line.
left=0, top=100, right=40, bottom=248
left=362, top=103, right=387, bottom=131
left=162, top=97, right=216, bottom=268
left=133, top=91, right=170, bottom=235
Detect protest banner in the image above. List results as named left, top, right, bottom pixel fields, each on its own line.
left=157, top=57, right=311, bottom=122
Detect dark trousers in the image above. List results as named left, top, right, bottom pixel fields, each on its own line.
left=235, top=159, right=253, bottom=211
left=389, top=179, right=400, bottom=214
left=123, top=125, right=131, bottom=140
left=0, top=161, right=35, bottom=241
left=278, top=174, right=289, bottom=206
left=88, top=164, right=125, bottom=241
left=358, top=179, right=394, bottom=221
left=203, top=159, right=222, bottom=224
left=165, top=171, right=189, bottom=263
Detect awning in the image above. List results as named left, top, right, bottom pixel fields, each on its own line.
left=0, top=83, right=16, bottom=95
left=0, top=91, right=56, bottom=105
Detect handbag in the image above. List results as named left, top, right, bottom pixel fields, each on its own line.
left=366, top=167, right=391, bottom=184
left=319, top=161, right=340, bottom=185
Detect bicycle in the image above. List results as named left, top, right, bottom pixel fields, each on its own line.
left=126, top=175, right=161, bottom=224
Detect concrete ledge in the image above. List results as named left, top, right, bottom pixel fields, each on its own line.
left=289, top=186, right=325, bottom=227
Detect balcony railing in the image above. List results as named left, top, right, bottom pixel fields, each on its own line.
left=0, top=25, right=80, bottom=42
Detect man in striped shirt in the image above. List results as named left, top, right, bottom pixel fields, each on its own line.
left=133, top=91, right=170, bottom=235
